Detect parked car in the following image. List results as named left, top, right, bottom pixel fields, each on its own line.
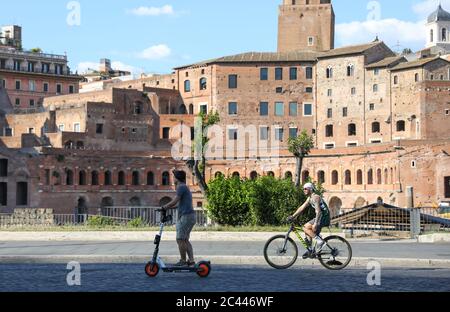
left=439, top=202, right=450, bottom=219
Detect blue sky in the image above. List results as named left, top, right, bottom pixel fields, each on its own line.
left=1, top=0, right=448, bottom=75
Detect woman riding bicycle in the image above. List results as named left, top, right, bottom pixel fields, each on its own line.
left=289, top=182, right=331, bottom=259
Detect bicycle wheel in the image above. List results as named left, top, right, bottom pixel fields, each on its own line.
left=318, top=236, right=352, bottom=270
left=264, top=235, right=298, bottom=270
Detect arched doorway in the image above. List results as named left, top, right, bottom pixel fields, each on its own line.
left=76, top=197, right=88, bottom=223
left=328, top=197, right=342, bottom=218
left=354, top=197, right=366, bottom=209
left=101, top=197, right=114, bottom=216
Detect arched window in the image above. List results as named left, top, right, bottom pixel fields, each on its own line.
left=373, top=84, right=378, bottom=92
left=162, top=172, right=170, bottom=186
left=118, top=171, right=125, bottom=186
left=331, top=170, right=339, bottom=185
left=357, top=170, right=363, bottom=185
left=326, top=66, right=333, bottom=79
left=317, top=171, right=325, bottom=184
left=347, top=64, right=354, bottom=77
left=66, top=170, right=74, bottom=186
left=199, top=78, right=207, bottom=90
left=348, top=123, right=356, bottom=136
left=384, top=168, right=389, bottom=184
left=178, top=104, right=187, bottom=114
left=302, top=170, right=310, bottom=183
left=189, top=104, right=194, bottom=115
left=147, top=172, right=154, bottom=186
left=232, top=172, right=240, bottom=179
left=184, top=80, right=191, bottom=92
left=443, top=28, right=447, bottom=42
left=79, top=170, right=87, bottom=186
left=415, top=73, right=419, bottom=82
left=377, top=169, right=382, bottom=185
left=215, top=172, right=224, bottom=179
left=91, top=171, right=99, bottom=186
left=368, top=169, right=373, bottom=185
left=250, top=171, right=258, bottom=180
left=267, top=171, right=275, bottom=178
left=431, top=29, right=434, bottom=42
left=132, top=171, right=140, bottom=186
left=345, top=170, right=352, bottom=185
left=104, top=171, right=112, bottom=186
left=284, top=171, right=293, bottom=181
left=133, top=101, right=143, bottom=115
left=396, top=120, right=406, bottom=132
left=372, top=122, right=380, bottom=133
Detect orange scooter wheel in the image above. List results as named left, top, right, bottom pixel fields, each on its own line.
left=196, top=262, right=211, bottom=278
left=145, top=262, right=160, bottom=278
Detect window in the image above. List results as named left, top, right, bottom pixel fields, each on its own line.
left=411, top=161, right=417, bottom=169
left=343, top=107, right=348, bottom=117
left=275, top=68, right=283, bottom=80
left=29, top=99, right=35, bottom=107
left=162, top=172, right=171, bottom=186
left=162, top=128, right=170, bottom=139
left=58, top=125, right=64, bottom=132
left=134, top=102, right=143, bottom=115
left=372, top=122, right=380, bottom=133
left=357, top=170, right=363, bottom=185
left=308, top=36, right=314, bottom=46
left=275, top=128, right=284, bottom=141
left=351, top=87, right=356, bottom=95
left=15, top=80, right=21, bottom=90
left=228, top=102, right=238, bottom=115
left=0, top=159, right=8, bottom=177
left=132, top=171, right=140, bottom=186
left=325, top=143, right=335, bottom=149
left=228, top=128, right=238, bottom=141
left=275, top=102, right=284, bottom=116
left=446, top=109, right=449, bottom=116
left=260, top=127, right=269, bottom=141
left=415, top=73, right=419, bottom=82
left=276, top=87, right=283, bottom=93
left=79, top=171, right=87, bottom=186
left=347, top=64, right=354, bottom=77
left=228, top=75, right=238, bottom=88
left=191, top=127, right=195, bottom=140
left=91, top=171, right=99, bottom=186
left=430, top=29, right=434, bottom=42
left=373, top=84, right=378, bottom=92
left=200, top=104, right=208, bottom=114
left=348, top=123, right=356, bottom=136
left=74, top=123, right=80, bottom=132
left=16, top=182, right=28, bottom=206
left=184, top=80, right=191, bottom=92
left=260, top=102, right=269, bottom=116
left=326, top=66, right=333, bottom=78
left=260, top=68, right=268, bottom=81
left=4, top=128, right=13, bottom=137
left=430, top=74, right=434, bottom=80
left=29, top=80, right=35, bottom=92
left=118, top=171, right=125, bottom=186
left=397, top=120, right=405, bottom=132
left=199, top=78, right=207, bottom=90
left=14, top=60, right=21, bottom=71
left=15, top=98, right=20, bottom=106
left=347, top=142, right=358, bottom=147
left=445, top=177, right=450, bottom=198
left=69, top=85, right=74, bottom=94
left=303, top=103, right=313, bottom=116
left=28, top=62, right=35, bottom=72
left=104, top=171, right=112, bottom=186
left=370, top=103, right=375, bottom=111
left=394, top=76, right=398, bottom=85
left=332, top=171, right=339, bottom=185
left=368, top=169, right=373, bottom=185
left=345, top=170, right=352, bottom=185
left=56, top=84, right=62, bottom=94
left=318, top=171, right=325, bottom=184
left=325, top=125, right=333, bottom=137
left=0, top=183, right=7, bottom=206
left=289, top=102, right=298, bottom=116
left=371, top=139, right=382, bottom=144
left=305, top=87, right=313, bottom=93
left=443, top=28, right=447, bottom=42
left=147, top=172, right=155, bottom=186
left=96, top=124, right=103, bottom=134
left=290, top=67, right=297, bottom=80
left=374, top=68, right=380, bottom=76
left=306, top=67, right=313, bottom=79
left=43, top=83, right=49, bottom=92
left=327, top=108, right=332, bottom=118
left=289, top=128, right=298, bottom=139
left=41, top=63, right=49, bottom=73
left=327, top=89, right=332, bottom=97
left=1, top=79, right=5, bottom=88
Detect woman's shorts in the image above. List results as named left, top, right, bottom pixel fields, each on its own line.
left=176, top=213, right=196, bottom=240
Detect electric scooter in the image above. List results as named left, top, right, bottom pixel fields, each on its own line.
left=145, top=209, right=211, bottom=278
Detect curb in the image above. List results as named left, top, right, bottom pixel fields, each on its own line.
left=1, top=255, right=450, bottom=268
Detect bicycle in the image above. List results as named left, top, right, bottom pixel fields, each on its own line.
left=264, top=219, right=352, bottom=270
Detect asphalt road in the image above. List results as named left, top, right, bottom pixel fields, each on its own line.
left=1, top=264, right=449, bottom=292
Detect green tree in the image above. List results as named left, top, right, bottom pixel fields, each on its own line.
left=288, top=130, right=314, bottom=187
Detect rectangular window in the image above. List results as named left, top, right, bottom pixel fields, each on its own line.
left=260, top=102, right=269, bottom=116
left=58, top=125, right=64, bottom=132
left=374, top=68, right=380, bottom=75
left=347, top=142, right=358, bottom=147
left=14, top=60, right=21, bottom=71
left=191, top=127, right=195, bottom=141
left=327, top=108, right=333, bottom=119
left=305, top=87, right=313, bottom=93
left=69, top=85, right=74, bottom=94
left=306, top=67, right=313, bottom=80
left=343, top=107, right=348, bottom=117
left=275, top=68, right=283, bottom=80
left=29, top=99, right=35, bottom=107
left=43, top=83, right=49, bottom=92
left=42, top=63, right=49, bottom=73
left=15, top=80, right=21, bottom=90
left=275, top=128, right=284, bottom=141
left=0, top=182, right=7, bottom=206
left=228, top=75, right=238, bottom=89
left=446, top=109, right=449, bottom=116
left=303, top=104, right=313, bottom=116
left=4, top=128, right=13, bottom=137
left=370, top=103, right=375, bottom=111
left=289, top=67, right=297, bottom=80
left=15, top=98, right=20, bottom=106
left=28, top=62, right=35, bottom=72
left=260, top=127, right=269, bottom=141
left=289, top=102, right=298, bottom=117
left=228, top=102, right=238, bottom=115
left=228, top=128, right=238, bottom=141
left=96, top=124, right=103, bottom=134
left=275, top=102, right=284, bottom=116
left=29, top=80, right=35, bottom=92
left=162, top=127, right=170, bottom=139
left=327, top=89, right=332, bottom=97
left=74, top=123, right=80, bottom=133
left=325, top=143, right=335, bottom=149
left=260, top=68, right=268, bottom=81
left=56, top=84, right=62, bottom=94
left=445, top=177, right=450, bottom=198
left=351, top=87, right=356, bottom=95
left=200, top=104, right=208, bottom=114
left=289, top=128, right=298, bottom=139
left=0, top=159, right=7, bottom=177
left=1, top=79, right=5, bottom=88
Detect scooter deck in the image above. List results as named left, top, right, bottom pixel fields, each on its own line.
left=163, top=266, right=201, bottom=273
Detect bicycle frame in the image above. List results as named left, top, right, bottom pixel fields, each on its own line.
left=284, top=224, right=311, bottom=251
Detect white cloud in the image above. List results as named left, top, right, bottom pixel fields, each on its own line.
left=336, top=19, right=426, bottom=49
left=138, top=44, right=172, bottom=60
left=128, top=5, right=174, bottom=16
left=413, top=0, right=450, bottom=19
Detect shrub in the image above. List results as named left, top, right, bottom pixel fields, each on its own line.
left=128, top=217, right=145, bottom=228
left=87, top=216, right=118, bottom=227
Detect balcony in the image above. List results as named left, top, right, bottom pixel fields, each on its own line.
left=0, top=65, right=79, bottom=77
left=0, top=47, right=67, bottom=61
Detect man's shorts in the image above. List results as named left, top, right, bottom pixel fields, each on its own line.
left=176, top=213, right=196, bottom=240
left=307, top=216, right=330, bottom=235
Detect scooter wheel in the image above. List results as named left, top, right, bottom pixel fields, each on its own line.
left=196, top=262, right=211, bottom=278
left=145, top=262, right=159, bottom=278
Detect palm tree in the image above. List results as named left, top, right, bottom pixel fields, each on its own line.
left=288, top=130, right=314, bottom=187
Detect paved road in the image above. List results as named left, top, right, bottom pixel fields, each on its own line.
left=0, top=241, right=449, bottom=259
left=1, top=264, right=449, bottom=292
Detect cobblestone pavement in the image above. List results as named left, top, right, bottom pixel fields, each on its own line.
left=1, top=264, right=449, bottom=292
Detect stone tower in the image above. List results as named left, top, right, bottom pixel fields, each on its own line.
left=278, top=0, right=335, bottom=53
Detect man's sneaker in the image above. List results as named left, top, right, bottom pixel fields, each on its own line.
left=174, top=260, right=187, bottom=267
left=187, top=260, right=196, bottom=267
left=302, top=251, right=312, bottom=259
left=315, top=240, right=325, bottom=254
